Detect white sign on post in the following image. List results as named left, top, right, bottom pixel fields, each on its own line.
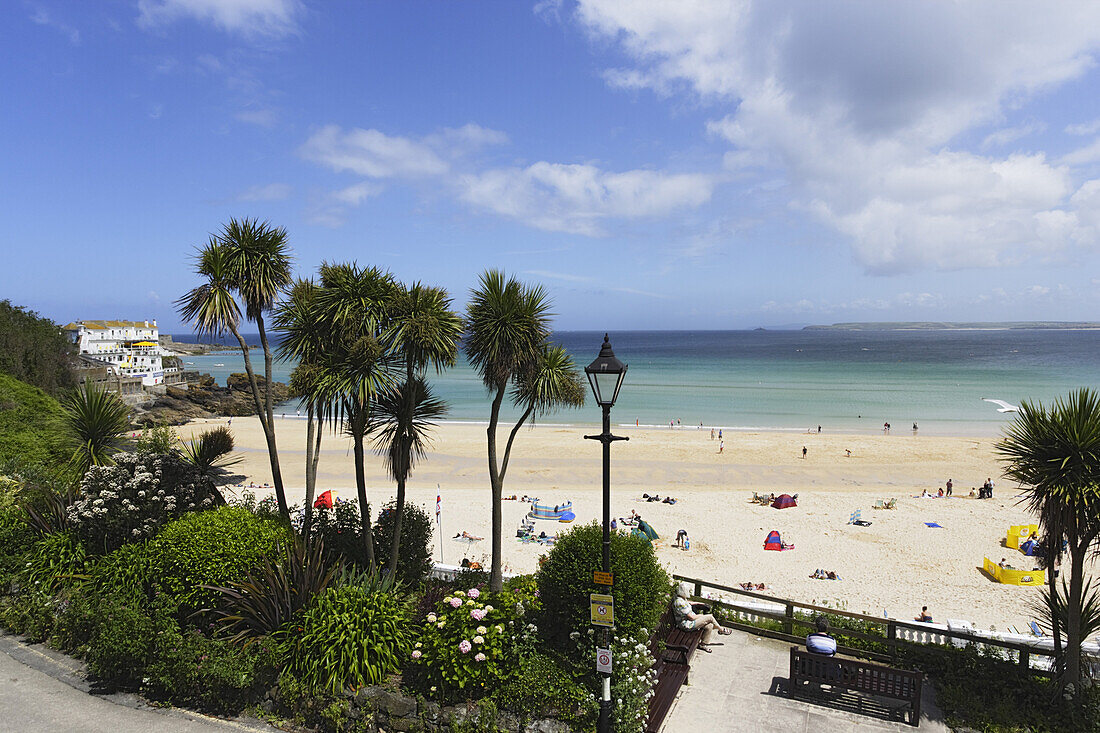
left=596, top=647, right=613, bottom=674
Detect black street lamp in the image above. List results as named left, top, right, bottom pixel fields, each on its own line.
left=584, top=334, right=628, bottom=733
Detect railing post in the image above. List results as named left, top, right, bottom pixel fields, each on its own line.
left=784, top=603, right=794, bottom=635
left=1019, top=648, right=1030, bottom=672
left=887, top=621, right=897, bottom=659
left=694, top=581, right=702, bottom=597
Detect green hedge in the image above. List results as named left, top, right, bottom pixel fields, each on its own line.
left=0, top=374, right=69, bottom=468
left=536, top=522, right=668, bottom=659
left=148, top=506, right=290, bottom=617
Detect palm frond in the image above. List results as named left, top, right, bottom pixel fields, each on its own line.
left=218, top=218, right=294, bottom=322
left=368, top=378, right=448, bottom=483
left=174, top=240, right=242, bottom=338
left=61, top=382, right=130, bottom=475
left=464, top=269, right=553, bottom=391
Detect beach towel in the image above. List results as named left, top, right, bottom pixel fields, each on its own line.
left=924, top=522, right=943, bottom=528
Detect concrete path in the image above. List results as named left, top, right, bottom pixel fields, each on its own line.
left=662, top=631, right=951, bottom=732
left=0, top=633, right=275, bottom=733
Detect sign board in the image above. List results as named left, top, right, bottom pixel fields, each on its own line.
left=590, top=593, right=614, bottom=627
left=596, top=647, right=613, bottom=674
left=593, top=571, right=613, bottom=585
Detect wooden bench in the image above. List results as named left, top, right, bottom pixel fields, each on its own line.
left=646, top=606, right=704, bottom=733
left=789, top=647, right=923, bottom=726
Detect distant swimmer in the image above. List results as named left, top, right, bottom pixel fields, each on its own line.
left=913, top=422, right=918, bottom=432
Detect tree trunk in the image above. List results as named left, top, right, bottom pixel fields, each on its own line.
left=1066, top=543, right=1087, bottom=689
left=388, top=473, right=406, bottom=579
left=1047, top=549, right=1064, bottom=684
left=486, top=385, right=506, bottom=592
left=303, top=403, right=317, bottom=538
left=229, top=323, right=288, bottom=521
left=255, top=313, right=288, bottom=518
left=353, top=424, right=375, bottom=568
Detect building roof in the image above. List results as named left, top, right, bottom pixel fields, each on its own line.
left=61, top=320, right=156, bottom=331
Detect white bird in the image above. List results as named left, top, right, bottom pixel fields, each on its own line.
left=983, top=398, right=1019, bottom=413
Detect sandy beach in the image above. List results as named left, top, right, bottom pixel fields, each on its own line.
left=182, top=416, right=1057, bottom=630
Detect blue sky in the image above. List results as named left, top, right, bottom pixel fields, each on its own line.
left=5, top=1, right=1100, bottom=331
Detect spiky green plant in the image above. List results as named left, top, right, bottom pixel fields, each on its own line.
left=61, top=382, right=130, bottom=476
left=285, top=575, right=410, bottom=692
left=180, top=426, right=240, bottom=480
left=205, top=536, right=341, bottom=645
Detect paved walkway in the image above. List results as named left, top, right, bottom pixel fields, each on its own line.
left=0, top=633, right=274, bottom=733
left=662, top=631, right=951, bottom=732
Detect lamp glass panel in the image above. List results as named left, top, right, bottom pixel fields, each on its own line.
left=592, top=371, right=622, bottom=406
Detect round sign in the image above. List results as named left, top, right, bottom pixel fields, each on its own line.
left=597, top=650, right=611, bottom=666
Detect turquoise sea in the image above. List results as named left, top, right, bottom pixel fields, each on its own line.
left=171, top=330, right=1100, bottom=437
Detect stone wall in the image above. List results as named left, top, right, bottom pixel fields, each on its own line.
left=263, top=685, right=576, bottom=733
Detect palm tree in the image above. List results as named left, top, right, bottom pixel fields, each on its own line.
left=312, top=262, right=401, bottom=567
left=62, top=382, right=131, bottom=476
left=176, top=220, right=293, bottom=521
left=379, top=282, right=462, bottom=577
left=464, top=270, right=584, bottom=591
left=997, top=388, right=1100, bottom=691
left=370, top=377, right=448, bottom=578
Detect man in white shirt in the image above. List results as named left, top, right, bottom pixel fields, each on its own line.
left=806, top=616, right=837, bottom=656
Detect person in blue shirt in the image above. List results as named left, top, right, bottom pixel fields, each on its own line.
left=806, top=616, right=837, bottom=656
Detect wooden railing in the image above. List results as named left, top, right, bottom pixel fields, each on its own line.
left=673, top=574, right=1060, bottom=673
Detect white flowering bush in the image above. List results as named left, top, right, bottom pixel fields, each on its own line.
left=565, top=626, right=657, bottom=732
left=67, top=452, right=219, bottom=553
left=406, top=586, right=535, bottom=702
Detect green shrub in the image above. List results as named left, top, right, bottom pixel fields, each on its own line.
left=407, top=586, right=533, bottom=703
left=286, top=577, right=411, bottom=693
left=0, top=590, right=57, bottom=641
left=497, top=574, right=541, bottom=620
left=149, top=506, right=290, bottom=618
left=89, top=541, right=157, bottom=601
left=145, top=628, right=280, bottom=714
left=51, top=587, right=99, bottom=653
left=85, top=594, right=159, bottom=683
left=301, top=497, right=368, bottom=568
left=0, top=498, right=34, bottom=592
left=372, top=500, right=434, bottom=587
left=135, top=426, right=176, bottom=454
left=492, top=652, right=597, bottom=725
left=20, top=531, right=90, bottom=594
left=69, top=452, right=222, bottom=554
left=536, top=522, right=668, bottom=660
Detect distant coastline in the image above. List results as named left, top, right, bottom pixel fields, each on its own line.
left=804, top=321, right=1100, bottom=331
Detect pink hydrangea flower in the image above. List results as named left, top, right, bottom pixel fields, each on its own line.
left=468, top=588, right=480, bottom=599
left=411, top=650, right=422, bottom=659
left=474, top=652, right=487, bottom=662
left=471, top=608, right=487, bottom=621
left=449, top=597, right=463, bottom=608
left=459, top=639, right=472, bottom=654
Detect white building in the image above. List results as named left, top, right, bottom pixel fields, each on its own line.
left=62, top=319, right=177, bottom=387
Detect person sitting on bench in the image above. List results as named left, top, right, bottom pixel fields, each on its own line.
left=806, top=616, right=837, bottom=656
left=672, top=582, right=730, bottom=652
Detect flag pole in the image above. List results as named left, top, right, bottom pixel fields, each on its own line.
left=436, top=484, right=443, bottom=564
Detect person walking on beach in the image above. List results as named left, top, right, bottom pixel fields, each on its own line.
left=719, top=438, right=724, bottom=454
left=802, top=446, right=807, bottom=459
left=710, top=428, right=715, bottom=440
left=718, top=428, right=722, bottom=441
left=945, top=478, right=953, bottom=497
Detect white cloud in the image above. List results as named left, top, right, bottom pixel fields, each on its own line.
left=1066, top=119, right=1100, bottom=136
left=331, top=182, right=382, bottom=206
left=460, top=162, right=714, bottom=235
left=522, top=269, right=669, bottom=299
left=137, top=0, right=301, bottom=37
left=235, top=108, right=277, bottom=127
left=981, top=122, right=1045, bottom=150
left=301, top=123, right=712, bottom=233
left=299, top=126, right=450, bottom=179
left=29, top=7, right=80, bottom=44
left=237, top=182, right=291, bottom=201
left=1061, top=138, right=1100, bottom=165
left=574, top=0, right=1100, bottom=272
